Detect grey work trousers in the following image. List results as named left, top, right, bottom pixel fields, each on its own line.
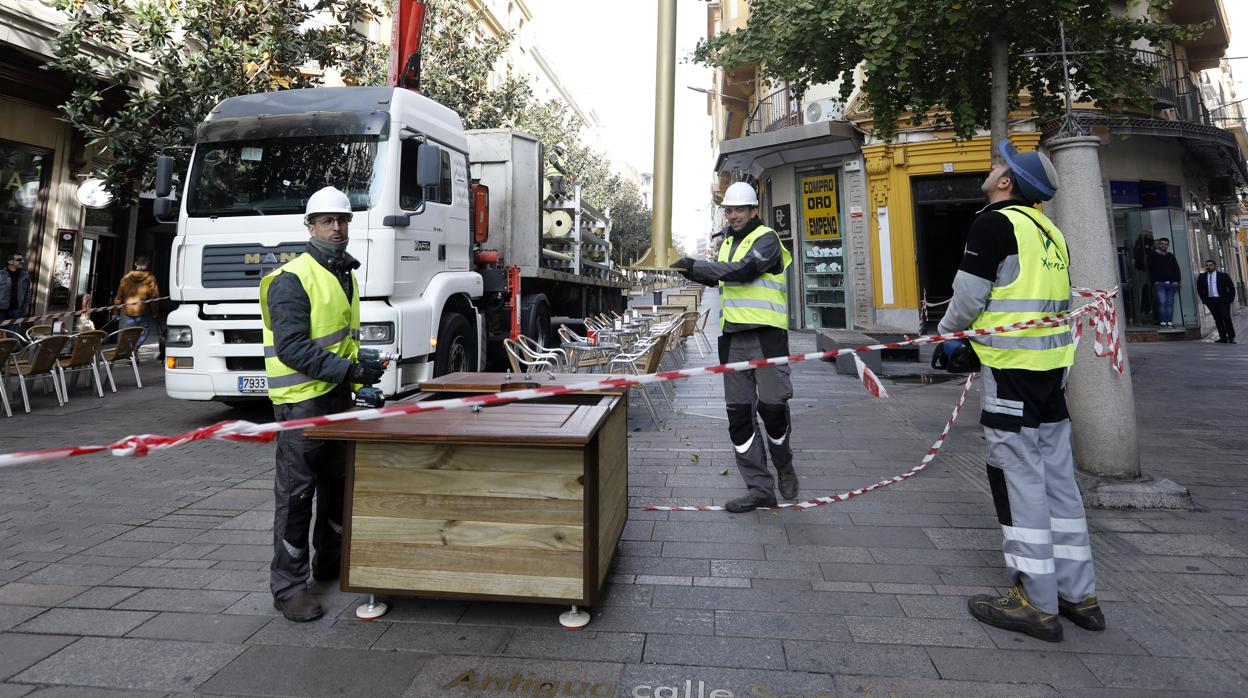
left=720, top=329, right=794, bottom=495
left=270, top=387, right=351, bottom=600
left=981, top=367, right=1096, bottom=615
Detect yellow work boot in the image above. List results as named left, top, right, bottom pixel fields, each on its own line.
left=1059, top=595, right=1106, bottom=631
left=968, top=585, right=1062, bottom=642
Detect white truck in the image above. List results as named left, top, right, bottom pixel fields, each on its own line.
left=157, top=86, right=627, bottom=403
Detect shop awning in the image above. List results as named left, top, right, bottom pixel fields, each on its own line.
left=715, top=120, right=861, bottom=177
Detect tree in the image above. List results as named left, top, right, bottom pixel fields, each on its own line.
left=49, top=0, right=384, bottom=203
left=693, top=0, right=1200, bottom=151
left=420, top=0, right=532, bottom=130
left=516, top=100, right=651, bottom=266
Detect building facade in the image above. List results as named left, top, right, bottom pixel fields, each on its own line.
left=702, top=0, right=1247, bottom=340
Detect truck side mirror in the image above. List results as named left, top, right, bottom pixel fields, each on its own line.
left=154, top=196, right=176, bottom=223
left=416, top=143, right=441, bottom=201
left=155, top=155, right=175, bottom=198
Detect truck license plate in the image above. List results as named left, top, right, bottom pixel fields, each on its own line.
left=237, top=376, right=267, bottom=393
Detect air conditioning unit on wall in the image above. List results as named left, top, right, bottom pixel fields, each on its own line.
left=805, top=98, right=844, bottom=123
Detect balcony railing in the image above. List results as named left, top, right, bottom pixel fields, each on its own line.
left=746, top=85, right=803, bottom=136
left=1136, top=49, right=1211, bottom=126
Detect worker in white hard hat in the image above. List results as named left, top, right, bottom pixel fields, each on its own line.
left=935, top=141, right=1101, bottom=643
left=258, top=185, right=385, bottom=622
left=671, top=181, right=797, bottom=513
left=545, top=141, right=569, bottom=201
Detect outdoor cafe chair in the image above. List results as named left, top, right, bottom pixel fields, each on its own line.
left=96, top=326, right=144, bottom=391
left=692, top=308, right=713, bottom=357
left=502, top=338, right=556, bottom=375
left=9, top=334, right=69, bottom=412
left=1, top=327, right=26, bottom=345
left=56, top=330, right=106, bottom=399
left=0, top=337, right=19, bottom=417
left=607, top=333, right=670, bottom=428
left=557, top=325, right=613, bottom=372
left=516, top=334, right=571, bottom=372
left=25, top=324, right=53, bottom=342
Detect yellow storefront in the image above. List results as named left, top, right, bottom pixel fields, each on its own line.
left=862, top=132, right=1042, bottom=332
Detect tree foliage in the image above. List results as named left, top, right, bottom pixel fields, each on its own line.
left=516, top=101, right=651, bottom=266
left=49, top=0, right=383, bottom=203
left=694, top=0, right=1201, bottom=142
left=419, top=0, right=531, bottom=130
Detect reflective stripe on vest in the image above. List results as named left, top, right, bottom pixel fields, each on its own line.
left=259, top=253, right=360, bottom=404
left=717, top=225, right=791, bottom=330
left=969, top=205, right=1074, bottom=370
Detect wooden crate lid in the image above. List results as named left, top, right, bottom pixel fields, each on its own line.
left=306, top=397, right=617, bottom=445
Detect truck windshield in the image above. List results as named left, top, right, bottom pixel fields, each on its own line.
left=185, top=135, right=384, bottom=218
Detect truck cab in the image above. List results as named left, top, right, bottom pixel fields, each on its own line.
left=164, top=86, right=482, bottom=403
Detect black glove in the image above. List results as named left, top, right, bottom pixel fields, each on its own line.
left=670, top=257, right=695, bottom=271
left=348, top=361, right=384, bottom=386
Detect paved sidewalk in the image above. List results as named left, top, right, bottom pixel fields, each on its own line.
left=0, top=297, right=1245, bottom=697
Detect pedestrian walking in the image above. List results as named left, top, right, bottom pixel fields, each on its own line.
left=260, top=186, right=385, bottom=622
left=934, top=142, right=1103, bottom=643
left=113, top=257, right=161, bottom=347
left=0, top=252, right=32, bottom=328
left=1147, top=237, right=1182, bottom=328
left=671, top=181, right=798, bottom=513
left=1197, top=259, right=1236, bottom=343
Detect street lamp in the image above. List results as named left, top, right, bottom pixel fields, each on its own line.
left=686, top=86, right=749, bottom=104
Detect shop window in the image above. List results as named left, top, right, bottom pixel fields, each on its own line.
left=0, top=139, right=52, bottom=273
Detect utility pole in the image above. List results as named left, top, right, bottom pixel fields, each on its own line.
left=1025, top=21, right=1141, bottom=480
left=633, top=0, right=681, bottom=272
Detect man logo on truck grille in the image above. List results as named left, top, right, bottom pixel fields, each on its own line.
left=244, top=252, right=297, bottom=265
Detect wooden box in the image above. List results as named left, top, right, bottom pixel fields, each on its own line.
left=306, top=378, right=627, bottom=606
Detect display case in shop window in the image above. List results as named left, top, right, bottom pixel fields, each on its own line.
left=802, top=238, right=847, bottom=328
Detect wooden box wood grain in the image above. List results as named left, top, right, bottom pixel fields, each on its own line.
left=306, top=382, right=627, bottom=606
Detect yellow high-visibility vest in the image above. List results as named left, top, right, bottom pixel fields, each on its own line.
left=717, top=225, right=791, bottom=330
left=969, top=205, right=1074, bottom=370
left=259, top=253, right=360, bottom=404
left=545, top=152, right=566, bottom=178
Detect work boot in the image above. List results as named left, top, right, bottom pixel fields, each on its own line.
left=274, top=590, right=323, bottom=622
left=725, top=491, right=777, bottom=513
left=776, top=465, right=799, bottom=500
left=1058, top=595, right=1106, bottom=631
left=967, top=585, right=1062, bottom=642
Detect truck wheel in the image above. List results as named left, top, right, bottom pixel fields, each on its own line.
left=521, top=295, right=551, bottom=347
left=434, top=313, right=475, bottom=376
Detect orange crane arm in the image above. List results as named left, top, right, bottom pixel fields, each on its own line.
left=389, top=0, right=428, bottom=91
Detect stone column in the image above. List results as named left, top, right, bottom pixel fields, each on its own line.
left=1045, top=136, right=1140, bottom=480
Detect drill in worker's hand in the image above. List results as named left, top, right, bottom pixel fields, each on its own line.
left=352, top=348, right=399, bottom=408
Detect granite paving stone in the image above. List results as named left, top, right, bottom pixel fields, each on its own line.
left=199, top=644, right=423, bottom=697
left=0, top=604, right=43, bottom=631
left=927, top=646, right=1103, bottom=687
left=244, top=615, right=389, bottom=649
left=13, top=608, right=155, bottom=637
left=643, top=633, right=785, bottom=670
left=0, top=633, right=76, bottom=681
left=834, top=675, right=1058, bottom=697
left=13, top=636, right=243, bottom=692
left=115, top=588, right=246, bottom=613
left=502, top=629, right=645, bottom=663
left=845, top=615, right=995, bottom=648
left=714, top=609, right=852, bottom=642
left=784, top=638, right=940, bottom=678
left=1079, top=654, right=1247, bottom=693
left=372, top=621, right=512, bottom=654
left=0, top=584, right=87, bottom=608
left=0, top=685, right=31, bottom=698
left=402, top=656, right=622, bottom=698
left=619, top=663, right=837, bottom=698
left=126, top=611, right=271, bottom=643
left=105, top=567, right=226, bottom=589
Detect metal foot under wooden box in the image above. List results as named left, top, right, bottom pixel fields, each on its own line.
left=306, top=374, right=628, bottom=606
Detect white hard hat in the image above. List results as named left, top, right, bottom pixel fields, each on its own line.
left=722, top=181, right=758, bottom=207
left=555, top=141, right=567, bottom=150
left=304, top=186, right=353, bottom=224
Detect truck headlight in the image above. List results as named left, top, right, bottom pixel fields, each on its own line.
left=166, top=325, right=193, bottom=347
left=359, top=322, right=394, bottom=344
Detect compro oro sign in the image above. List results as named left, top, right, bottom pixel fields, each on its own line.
left=800, top=173, right=839, bottom=239
left=75, top=178, right=114, bottom=209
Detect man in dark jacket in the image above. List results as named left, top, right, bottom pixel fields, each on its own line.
left=1197, top=259, right=1236, bottom=343
left=1146, top=238, right=1182, bottom=328
left=260, top=186, right=385, bottom=622
left=671, top=181, right=797, bottom=513
left=0, top=252, right=32, bottom=325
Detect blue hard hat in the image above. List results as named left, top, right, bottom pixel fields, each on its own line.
left=999, top=141, right=1059, bottom=203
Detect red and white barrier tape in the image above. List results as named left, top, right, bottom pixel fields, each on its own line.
left=0, top=289, right=1121, bottom=469
left=0, top=297, right=169, bottom=329
left=643, top=373, right=975, bottom=511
